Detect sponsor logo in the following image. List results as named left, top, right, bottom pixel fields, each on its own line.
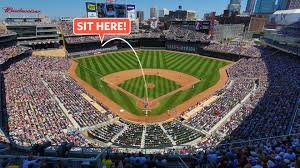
left=87, top=12, right=97, bottom=18
left=127, top=5, right=135, bottom=11
left=87, top=3, right=96, bottom=11
left=3, top=7, right=41, bottom=13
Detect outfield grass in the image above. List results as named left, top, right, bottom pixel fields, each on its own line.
left=75, top=50, right=229, bottom=116
left=119, top=75, right=181, bottom=99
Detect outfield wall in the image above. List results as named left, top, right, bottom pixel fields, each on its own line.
left=65, top=37, right=247, bottom=61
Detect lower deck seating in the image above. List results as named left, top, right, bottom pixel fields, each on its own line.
left=163, top=121, right=202, bottom=145
left=144, top=124, right=172, bottom=148
left=88, top=123, right=124, bottom=143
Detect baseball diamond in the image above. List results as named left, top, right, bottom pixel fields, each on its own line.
left=72, top=50, right=230, bottom=118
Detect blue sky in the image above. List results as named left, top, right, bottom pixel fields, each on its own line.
left=0, top=0, right=248, bottom=19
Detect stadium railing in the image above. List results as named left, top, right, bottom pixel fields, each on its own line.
left=139, top=47, right=166, bottom=50
left=196, top=132, right=300, bottom=152
left=0, top=153, right=103, bottom=167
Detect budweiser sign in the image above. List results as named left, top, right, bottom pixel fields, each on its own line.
left=3, top=7, right=41, bottom=13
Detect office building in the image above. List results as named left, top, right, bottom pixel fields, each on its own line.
left=136, top=11, right=144, bottom=23
left=248, top=16, right=267, bottom=32
left=228, top=0, right=242, bottom=14
left=150, top=7, right=157, bottom=19
left=214, top=24, right=245, bottom=41
left=277, top=0, right=289, bottom=10
left=165, top=10, right=196, bottom=21
left=245, top=0, right=257, bottom=14
left=159, top=8, right=169, bottom=18
left=254, top=0, right=276, bottom=14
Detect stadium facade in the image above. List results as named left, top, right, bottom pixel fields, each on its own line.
left=263, top=9, right=300, bottom=56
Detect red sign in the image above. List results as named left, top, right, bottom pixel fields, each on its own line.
left=3, top=7, right=41, bottom=13
left=73, top=18, right=131, bottom=43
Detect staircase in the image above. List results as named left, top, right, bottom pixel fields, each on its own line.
left=111, top=124, right=128, bottom=143
left=159, top=123, right=176, bottom=146
left=140, top=125, right=146, bottom=148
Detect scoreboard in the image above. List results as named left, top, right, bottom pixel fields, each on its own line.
left=196, top=21, right=211, bottom=30
left=86, top=2, right=135, bottom=19
left=195, top=21, right=211, bottom=34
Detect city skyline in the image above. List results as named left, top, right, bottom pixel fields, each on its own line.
left=0, top=0, right=248, bottom=20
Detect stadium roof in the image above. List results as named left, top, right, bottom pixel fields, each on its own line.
left=273, top=9, right=300, bottom=14
left=269, top=9, right=300, bottom=26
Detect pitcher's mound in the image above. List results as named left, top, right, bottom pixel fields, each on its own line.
left=145, top=83, right=155, bottom=89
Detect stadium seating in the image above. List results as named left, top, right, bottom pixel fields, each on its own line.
left=88, top=123, right=124, bottom=143
left=166, top=25, right=210, bottom=43
left=204, top=43, right=262, bottom=57
left=114, top=119, right=143, bottom=147
left=144, top=124, right=173, bottom=148
left=162, top=121, right=202, bottom=145
left=0, top=20, right=299, bottom=168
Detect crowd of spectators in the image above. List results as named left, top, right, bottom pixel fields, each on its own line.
left=226, top=54, right=299, bottom=141
left=187, top=79, right=255, bottom=132
left=67, top=46, right=118, bottom=57
left=88, top=123, right=124, bottom=143
left=193, top=51, right=300, bottom=152
left=64, top=32, right=162, bottom=44
left=2, top=134, right=300, bottom=168
left=190, top=134, right=300, bottom=168
left=0, top=45, right=31, bottom=65
left=43, top=73, right=111, bottom=127
left=144, top=124, right=173, bottom=148
left=58, top=22, right=74, bottom=36
left=0, top=28, right=16, bottom=37
left=162, top=121, right=202, bottom=145
left=4, top=57, right=91, bottom=147
left=204, top=42, right=262, bottom=57
left=114, top=120, right=144, bottom=148
left=0, top=130, right=9, bottom=144
left=166, top=25, right=211, bottom=43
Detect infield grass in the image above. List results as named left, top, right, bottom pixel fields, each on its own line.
left=119, top=75, right=181, bottom=99
left=75, top=50, right=230, bottom=116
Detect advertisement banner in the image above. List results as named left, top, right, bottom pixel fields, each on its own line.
left=127, top=5, right=136, bottom=21
left=116, top=4, right=126, bottom=18
left=106, top=4, right=116, bottom=17
left=86, top=2, right=97, bottom=18
left=86, top=2, right=97, bottom=12
left=127, top=5, right=135, bottom=11
left=87, top=12, right=97, bottom=18
left=128, top=11, right=136, bottom=21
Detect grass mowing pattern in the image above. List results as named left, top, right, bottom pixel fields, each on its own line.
left=75, top=50, right=229, bottom=116
left=119, top=75, right=181, bottom=99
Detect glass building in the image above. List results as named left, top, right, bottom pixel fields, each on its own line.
left=254, top=0, right=276, bottom=14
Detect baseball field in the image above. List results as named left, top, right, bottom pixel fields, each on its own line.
left=72, top=50, right=230, bottom=117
